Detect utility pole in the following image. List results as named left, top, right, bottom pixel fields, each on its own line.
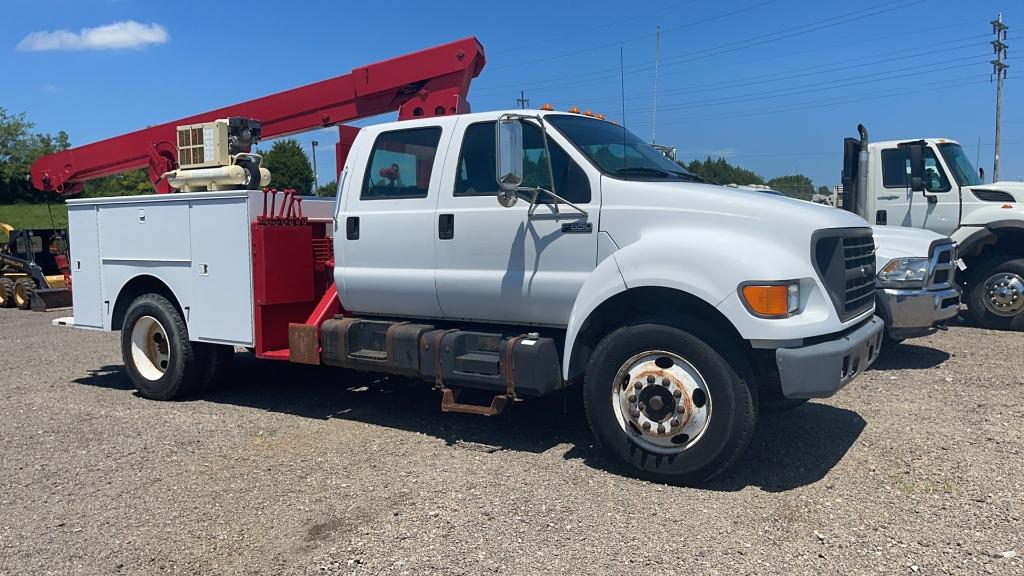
left=311, top=140, right=319, bottom=192
left=991, top=13, right=1009, bottom=182
left=652, top=25, right=660, bottom=144
left=516, top=91, right=530, bottom=109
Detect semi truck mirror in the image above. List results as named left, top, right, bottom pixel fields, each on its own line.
left=495, top=118, right=524, bottom=207
left=908, top=143, right=925, bottom=192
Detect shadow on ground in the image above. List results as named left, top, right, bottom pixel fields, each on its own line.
left=872, top=343, right=950, bottom=371
left=75, top=354, right=864, bottom=492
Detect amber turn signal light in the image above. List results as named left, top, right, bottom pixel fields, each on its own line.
left=740, top=282, right=799, bottom=318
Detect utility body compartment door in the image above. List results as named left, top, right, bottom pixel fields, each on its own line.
left=66, top=205, right=103, bottom=329
left=433, top=117, right=600, bottom=327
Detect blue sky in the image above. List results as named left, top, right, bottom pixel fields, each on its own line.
left=3, top=0, right=1020, bottom=188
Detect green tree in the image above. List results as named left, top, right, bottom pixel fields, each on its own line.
left=82, top=169, right=154, bottom=197
left=316, top=181, right=337, bottom=197
left=261, top=139, right=314, bottom=193
left=0, top=108, right=74, bottom=203
left=767, top=174, right=815, bottom=200
left=680, top=156, right=764, bottom=186
left=817, top=185, right=831, bottom=196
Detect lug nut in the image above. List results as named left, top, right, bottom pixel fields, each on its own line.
left=631, top=409, right=641, bottom=418
left=657, top=424, right=665, bottom=434
left=676, top=405, right=685, bottom=413
left=670, top=418, right=680, bottom=427
left=627, top=394, right=637, bottom=403
left=672, top=389, right=682, bottom=398
left=647, top=375, right=655, bottom=384
left=635, top=382, right=643, bottom=390
left=662, top=378, right=670, bottom=386
left=642, top=422, right=651, bottom=431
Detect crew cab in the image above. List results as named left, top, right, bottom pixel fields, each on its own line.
left=64, top=110, right=884, bottom=485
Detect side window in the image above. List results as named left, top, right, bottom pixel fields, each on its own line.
left=454, top=121, right=591, bottom=204
left=880, top=147, right=951, bottom=192
left=361, top=127, right=441, bottom=200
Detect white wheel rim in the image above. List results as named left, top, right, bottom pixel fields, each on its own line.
left=611, top=350, right=712, bottom=455
left=983, top=272, right=1024, bottom=316
left=130, top=315, right=170, bottom=381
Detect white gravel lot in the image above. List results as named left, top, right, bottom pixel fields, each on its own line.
left=0, top=307, right=1021, bottom=575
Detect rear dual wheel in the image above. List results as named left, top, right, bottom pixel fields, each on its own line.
left=583, top=323, right=757, bottom=486
left=121, top=293, right=233, bottom=400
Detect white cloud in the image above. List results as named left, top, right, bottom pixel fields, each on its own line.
left=16, top=21, right=169, bottom=52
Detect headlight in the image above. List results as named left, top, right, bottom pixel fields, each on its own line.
left=877, top=257, right=929, bottom=287
left=739, top=281, right=800, bottom=318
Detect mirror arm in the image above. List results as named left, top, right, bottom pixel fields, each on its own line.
left=520, top=186, right=588, bottom=218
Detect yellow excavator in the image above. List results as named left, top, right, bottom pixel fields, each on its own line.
left=0, top=223, right=72, bottom=311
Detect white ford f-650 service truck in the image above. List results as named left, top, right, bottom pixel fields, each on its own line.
left=64, top=110, right=884, bottom=485
left=842, top=125, right=1024, bottom=330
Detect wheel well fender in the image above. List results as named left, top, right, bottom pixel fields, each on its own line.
left=564, top=284, right=748, bottom=382
left=954, top=220, right=1024, bottom=274
left=111, top=275, right=184, bottom=331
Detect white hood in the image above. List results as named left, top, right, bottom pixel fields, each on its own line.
left=870, top=225, right=946, bottom=266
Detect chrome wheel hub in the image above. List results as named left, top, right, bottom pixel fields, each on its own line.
left=983, top=272, right=1024, bottom=317
left=611, top=351, right=712, bottom=454
left=130, top=315, right=170, bottom=381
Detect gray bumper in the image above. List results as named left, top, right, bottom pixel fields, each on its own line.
left=776, top=315, right=884, bottom=399
left=875, top=286, right=960, bottom=340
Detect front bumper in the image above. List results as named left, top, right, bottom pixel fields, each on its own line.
left=875, top=286, right=960, bottom=340
left=775, top=315, right=884, bottom=399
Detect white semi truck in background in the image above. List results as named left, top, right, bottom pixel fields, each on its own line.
left=843, top=125, right=1024, bottom=330
left=60, top=109, right=887, bottom=485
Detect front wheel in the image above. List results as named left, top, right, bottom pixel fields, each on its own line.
left=967, top=258, right=1024, bottom=330
left=583, top=323, right=757, bottom=486
left=120, top=293, right=204, bottom=400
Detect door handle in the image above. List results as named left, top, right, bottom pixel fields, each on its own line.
left=346, top=216, right=359, bottom=240
left=877, top=194, right=899, bottom=200
left=438, top=213, right=454, bottom=240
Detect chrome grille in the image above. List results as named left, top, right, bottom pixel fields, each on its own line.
left=813, top=228, right=876, bottom=321
left=927, top=240, right=956, bottom=290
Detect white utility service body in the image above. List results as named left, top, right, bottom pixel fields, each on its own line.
left=65, top=191, right=333, bottom=342
left=65, top=110, right=890, bottom=484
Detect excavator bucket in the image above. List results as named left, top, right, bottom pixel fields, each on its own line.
left=30, top=287, right=72, bottom=311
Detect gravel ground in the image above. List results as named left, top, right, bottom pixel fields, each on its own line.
left=0, top=307, right=1021, bottom=576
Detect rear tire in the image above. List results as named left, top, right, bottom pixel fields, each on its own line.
left=0, top=277, right=14, bottom=308
left=120, top=293, right=204, bottom=400
left=966, top=258, right=1024, bottom=330
left=583, top=323, right=757, bottom=486
left=14, top=278, right=35, bottom=310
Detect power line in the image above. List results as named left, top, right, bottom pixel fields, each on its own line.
left=475, top=0, right=929, bottom=94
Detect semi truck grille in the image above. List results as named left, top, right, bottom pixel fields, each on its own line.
left=927, top=240, right=956, bottom=290
left=813, top=228, right=876, bottom=322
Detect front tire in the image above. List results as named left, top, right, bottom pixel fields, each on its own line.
left=583, top=323, right=757, bottom=486
left=967, top=258, right=1024, bottom=330
left=0, top=277, right=14, bottom=308
left=120, top=294, right=204, bottom=400
left=14, top=278, right=35, bottom=310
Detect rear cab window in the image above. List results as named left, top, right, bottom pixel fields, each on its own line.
left=361, top=127, right=442, bottom=200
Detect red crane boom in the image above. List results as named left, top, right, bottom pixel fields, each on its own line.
left=31, top=37, right=486, bottom=195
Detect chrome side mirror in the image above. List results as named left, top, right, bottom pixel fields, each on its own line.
left=495, top=117, right=523, bottom=207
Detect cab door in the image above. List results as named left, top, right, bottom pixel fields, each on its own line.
left=433, top=117, right=599, bottom=327
left=873, top=145, right=959, bottom=236
left=335, top=122, right=451, bottom=319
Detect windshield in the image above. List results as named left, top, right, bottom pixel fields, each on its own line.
left=937, top=143, right=982, bottom=187
left=545, top=114, right=703, bottom=182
